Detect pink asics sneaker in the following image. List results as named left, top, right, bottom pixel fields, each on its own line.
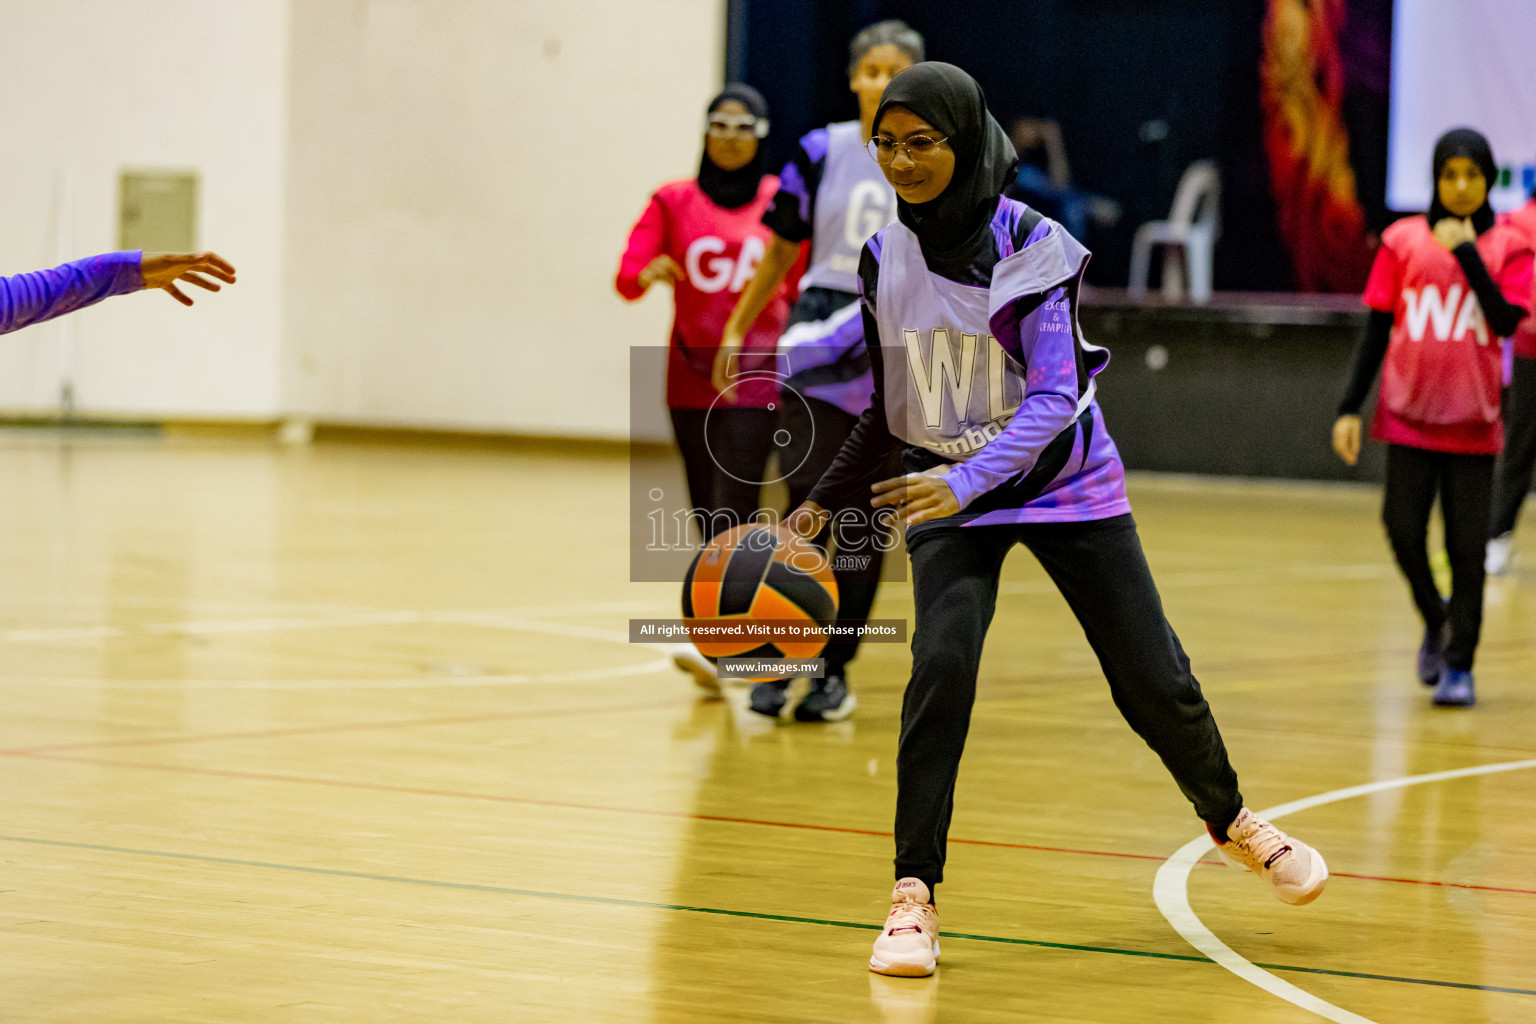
left=869, top=878, right=940, bottom=977
left=1217, top=808, right=1328, bottom=905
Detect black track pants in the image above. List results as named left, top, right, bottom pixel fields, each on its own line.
left=670, top=407, right=775, bottom=543
left=781, top=395, right=896, bottom=676
left=1382, top=443, right=1493, bottom=671
left=894, top=514, right=1244, bottom=889
left=1491, top=355, right=1536, bottom=538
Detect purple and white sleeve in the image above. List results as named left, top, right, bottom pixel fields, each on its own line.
left=0, top=252, right=144, bottom=335
left=943, top=286, right=1081, bottom=509
left=762, top=128, right=829, bottom=243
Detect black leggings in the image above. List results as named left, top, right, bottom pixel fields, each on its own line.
left=781, top=395, right=898, bottom=676
left=896, top=514, right=1243, bottom=890
left=1491, top=354, right=1536, bottom=538
left=669, top=408, right=775, bottom=543
left=1382, top=443, right=1493, bottom=671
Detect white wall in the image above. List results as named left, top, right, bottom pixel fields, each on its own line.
left=283, top=0, right=725, bottom=439
left=1387, top=0, right=1536, bottom=213
left=1, top=1, right=722, bottom=439
left=0, top=0, right=290, bottom=419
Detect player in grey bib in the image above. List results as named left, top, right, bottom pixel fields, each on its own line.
left=799, top=120, right=897, bottom=293
left=718, top=20, right=923, bottom=723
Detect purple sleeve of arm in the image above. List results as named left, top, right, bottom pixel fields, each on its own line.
left=762, top=129, right=828, bottom=243
left=944, top=286, right=1080, bottom=509
left=0, top=251, right=144, bottom=335
left=778, top=299, right=864, bottom=374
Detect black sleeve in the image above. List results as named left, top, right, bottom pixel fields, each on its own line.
left=805, top=245, right=904, bottom=512
left=1454, top=242, right=1529, bottom=338
left=760, top=142, right=822, bottom=244
left=1013, top=205, right=1047, bottom=252
left=1338, top=310, right=1393, bottom=416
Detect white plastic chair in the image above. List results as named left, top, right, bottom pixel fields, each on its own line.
left=1128, top=160, right=1220, bottom=303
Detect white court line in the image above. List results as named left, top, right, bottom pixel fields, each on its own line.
left=0, top=606, right=649, bottom=645
left=1, top=612, right=424, bottom=643
left=430, top=613, right=631, bottom=644
left=0, top=592, right=370, bottom=614
left=0, top=605, right=674, bottom=689
left=1154, top=758, right=1536, bottom=1023
left=0, top=659, right=674, bottom=691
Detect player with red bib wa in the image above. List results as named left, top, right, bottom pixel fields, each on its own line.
left=616, top=85, right=804, bottom=695
left=1333, top=128, right=1533, bottom=706
left=1487, top=187, right=1536, bottom=574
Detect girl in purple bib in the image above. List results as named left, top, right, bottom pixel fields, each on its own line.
left=784, top=63, right=1330, bottom=978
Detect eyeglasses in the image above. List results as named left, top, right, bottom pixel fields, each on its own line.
left=867, top=133, right=950, bottom=163
left=707, top=114, right=769, bottom=139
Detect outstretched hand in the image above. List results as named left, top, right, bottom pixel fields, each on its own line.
left=141, top=251, right=237, bottom=306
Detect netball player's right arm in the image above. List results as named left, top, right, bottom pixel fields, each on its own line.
left=719, top=139, right=820, bottom=355
left=1, top=251, right=236, bottom=336
left=719, top=234, right=801, bottom=347
left=713, top=232, right=802, bottom=397
left=615, top=193, right=681, bottom=300
left=1333, top=244, right=1401, bottom=465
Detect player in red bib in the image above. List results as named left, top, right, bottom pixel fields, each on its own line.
left=1487, top=189, right=1536, bottom=574
left=1333, top=129, right=1532, bottom=706
left=616, top=84, right=803, bottom=694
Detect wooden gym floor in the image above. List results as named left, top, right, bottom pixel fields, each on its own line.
left=0, top=429, right=1532, bottom=1023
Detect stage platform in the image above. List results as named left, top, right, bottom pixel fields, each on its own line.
left=1078, top=289, right=1379, bottom=482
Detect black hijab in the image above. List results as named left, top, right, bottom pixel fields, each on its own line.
left=1428, top=127, right=1497, bottom=236
left=873, top=62, right=1018, bottom=258
left=698, top=84, right=769, bottom=210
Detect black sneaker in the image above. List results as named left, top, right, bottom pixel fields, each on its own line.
left=748, top=679, right=790, bottom=718
left=794, top=673, right=856, bottom=722
left=1417, top=621, right=1450, bottom=686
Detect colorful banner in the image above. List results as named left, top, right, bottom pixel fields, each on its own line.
left=1262, top=0, right=1376, bottom=292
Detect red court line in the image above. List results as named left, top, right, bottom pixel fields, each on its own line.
left=1325, top=871, right=1536, bottom=897
left=814, top=636, right=1536, bottom=700
left=0, top=698, right=688, bottom=755
left=13, top=750, right=1533, bottom=898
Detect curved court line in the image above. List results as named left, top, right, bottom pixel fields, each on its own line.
left=0, top=604, right=653, bottom=645
left=0, top=658, right=673, bottom=691
left=1154, top=758, right=1536, bottom=1023
left=2, top=612, right=628, bottom=645
left=20, top=750, right=1533, bottom=899
left=0, top=609, right=669, bottom=695
left=0, top=832, right=1530, bottom=997
left=1, top=697, right=690, bottom=755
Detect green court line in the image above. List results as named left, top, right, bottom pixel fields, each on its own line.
left=1, top=834, right=1530, bottom=998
